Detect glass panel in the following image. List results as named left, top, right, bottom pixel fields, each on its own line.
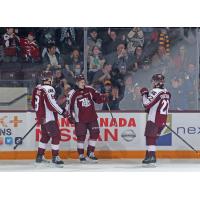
left=0, top=27, right=199, bottom=111
left=86, top=27, right=199, bottom=111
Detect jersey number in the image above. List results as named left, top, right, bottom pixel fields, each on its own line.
left=35, top=95, right=40, bottom=111
left=160, top=99, right=169, bottom=115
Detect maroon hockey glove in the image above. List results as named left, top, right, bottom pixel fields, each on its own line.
left=140, top=87, right=149, bottom=96
left=68, top=116, right=75, bottom=124
left=61, top=109, right=68, bottom=118
left=101, top=94, right=109, bottom=103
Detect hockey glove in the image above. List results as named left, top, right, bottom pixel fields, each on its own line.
left=140, top=87, right=149, bottom=96
left=61, top=109, right=68, bottom=118
left=101, top=94, right=109, bottom=103
left=68, top=116, right=75, bottom=124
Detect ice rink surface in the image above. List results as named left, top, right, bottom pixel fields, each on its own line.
left=0, top=159, right=200, bottom=172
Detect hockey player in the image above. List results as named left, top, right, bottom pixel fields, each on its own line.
left=140, top=73, right=171, bottom=165
left=66, top=74, right=108, bottom=163
left=32, top=71, right=67, bottom=166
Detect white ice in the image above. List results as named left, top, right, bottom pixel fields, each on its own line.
left=0, top=159, right=200, bottom=171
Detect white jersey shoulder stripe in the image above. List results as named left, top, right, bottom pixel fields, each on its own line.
left=143, top=91, right=164, bottom=106
left=41, top=85, right=62, bottom=114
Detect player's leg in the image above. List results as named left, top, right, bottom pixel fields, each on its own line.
left=87, top=120, right=100, bottom=162
left=36, top=124, right=50, bottom=163
left=75, top=122, right=87, bottom=162
left=143, top=121, right=159, bottom=164
left=45, top=121, right=64, bottom=165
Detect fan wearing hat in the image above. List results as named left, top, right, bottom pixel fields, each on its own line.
left=19, top=32, right=40, bottom=62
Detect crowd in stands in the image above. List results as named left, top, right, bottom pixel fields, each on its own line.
left=0, top=27, right=199, bottom=110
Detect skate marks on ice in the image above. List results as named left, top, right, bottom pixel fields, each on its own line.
left=0, top=159, right=200, bottom=171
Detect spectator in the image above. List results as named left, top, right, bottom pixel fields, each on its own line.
left=101, top=80, right=124, bottom=110
left=107, top=42, right=134, bottom=75
left=129, top=46, right=145, bottom=72
left=59, top=27, right=76, bottom=55
left=41, top=40, right=60, bottom=58
left=152, top=46, right=170, bottom=69
left=158, top=28, right=170, bottom=55
left=53, top=69, right=69, bottom=100
left=126, top=27, right=144, bottom=54
left=56, top=84, right=71, bottom=109
left=43, top=42, right=62, bottom=71
left=143, top=28, right=159, bottom=58
left=19, top=32, right=40, bottom=63
left=64, top=48, right=84, bottom=77
left=183, top=63, right=198, bottom=109
left=119, top=75, right=143, bottom=110
left=169, top=75, right=188, bottom=110
left=92, top=62, right=112, bottom=91
left=102, top=28, right=120, bottom=55
left=2, top=28, right=20, bottom=62
left=39, top=28, right=56, bottom=48
left=88, top=46, right=105, bottom=83
left=110, top=67, right=125, bottom=91
left=172, top=45, right=190, bottom=71
left=87, top=28, right=102, bottom=56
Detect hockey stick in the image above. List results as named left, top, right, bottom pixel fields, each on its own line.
left=165, top=124, right=199, bottom=153
left=106, top=103, right=117, bottom=126
left=13, top=122, right=37, bottom=150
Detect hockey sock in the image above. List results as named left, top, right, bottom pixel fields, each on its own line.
left=51, top=144, right=59, bottom=157
left=147, top=145, right=156, bottom=157
left=77, top=142, right=84, bottom=155
left=146, top=137, right=157, bottom=157
left=51, top=135, right=60, bottom=157
left=38, top=142, right=47, bottom=155
left=77, top=134, right=86, bottom=155
left=87, top=139, right=97, bottom=155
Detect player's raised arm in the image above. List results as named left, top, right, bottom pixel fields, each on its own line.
left=141, top=88, right=163, bottom=110
left=90, top=87, right=108, bottom=104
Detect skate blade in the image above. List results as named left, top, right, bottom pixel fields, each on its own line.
left=142, top=163, right=157, bottom=168
left=80, top=160, right=88, bottom=164
left=87, top=159, right=98, bottom=164
left=34, top=162, right=51, bottom=168
left=50, top=163, right=64, bottom=168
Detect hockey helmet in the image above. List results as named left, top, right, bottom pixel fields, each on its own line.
left=151, top=73, right=165, bottom=88
left=75, top=74, right=85, bottom=82
left=41, top=71, right=53, bottom=83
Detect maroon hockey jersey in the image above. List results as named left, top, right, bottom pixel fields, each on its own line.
left=32, top=84, right=63, bottom=124
left=66, top=86, right=107, bottom=123
left=142, top=88, right=171, bottom=127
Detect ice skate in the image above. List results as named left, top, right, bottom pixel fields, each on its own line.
left=142, top=155, right=157, bottom=167
left=52, top=156, right=64, bottom=168
left=86, top=152, right=98, bottom=163
left=79, top=154, right=87, bottom=164
left=35, top=154, right=50, bottom=167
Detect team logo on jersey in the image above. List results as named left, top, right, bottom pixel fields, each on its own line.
left=79, top=97, right=91, bottom=107
left=157, top=114, right=172, bottom=146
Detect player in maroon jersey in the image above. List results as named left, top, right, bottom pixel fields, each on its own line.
left=140, top=74, right=171, bottom=164
left=66, top=74, right=108, bottom=163
left=32, top=71, right=67, bottom=166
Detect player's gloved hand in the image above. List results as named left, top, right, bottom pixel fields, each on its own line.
left=68, top=116, right=75, bottom=124
left=61, top=109, right=68, bottom=118
left=140, top=87, right=149, bottom=96
left=101, top=94, right=109, bottom=103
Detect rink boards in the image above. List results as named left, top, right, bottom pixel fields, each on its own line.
left=0, top=111, right=200, bottom=159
